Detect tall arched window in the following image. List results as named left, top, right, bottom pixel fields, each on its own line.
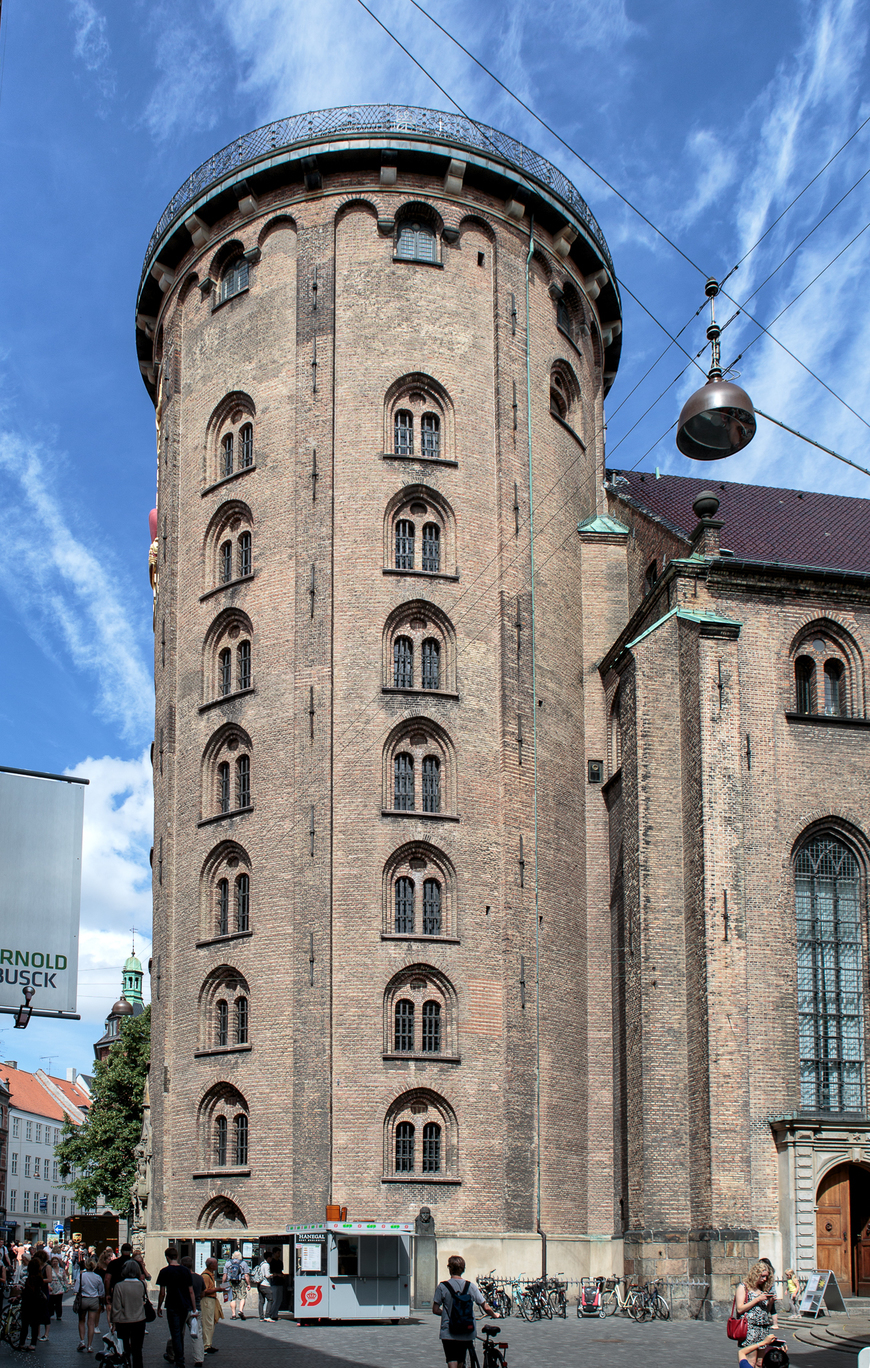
left=216, top=1000, right=229, bottom=1047
left=421, top=414, right=440, bottom=458
left=239, top=424, right=254, bottom=469
left=395, top=520, right=415, bottom=570
left=394, top=754, right=414, bottom=811
left=218, top=763, right=231, bottom=814
left=422, top=1121, right=441, bottom=1173
left=220, top=542, right=233, bottom=584
left=234, top=1114, right=248, bottom=1166
left=394, top=999, right=414, bottom=1052
left=797, top=834, right=864, bottom=1112
left=237, top=641, right=251, bottom=692
left=825, top=661, right=845, bottom=716
left=217, top=879, right=229, bottom=936
left=422, top=1001, right=441, bottom=1053
left=422, top=524, right=440, bottom=572
left=236, top=756, right=250, bottom=809
left=219, top=649, right=232, bottom=696
left=395, top=1121, right=415, bottom=1171
left=238, top=531, right=252, bottom=578
left=215, top=1115, right=228, bottom=1166
left=395, top=411, right=413, bottom=456
left=795, top=657, right=815, bottom=714
left=221, top=434, right=234, bottom=478
left=421, top=639, right=440, bottom=691
left=423, top=879, right=441, bottom=935
left=394, top=637, right=413, bottom=689
left=395, top=877, right=414, bottom=934
left=236, top=874, right=250, bottom=932
left=422, top=756, right=440, bottom=813
left=235, top=996, right=249, bottom=1045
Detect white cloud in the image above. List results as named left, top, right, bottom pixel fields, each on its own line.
left=65, top=752, right=153, bottom=1024
left=142, top=6, right=226, bottom=144
left=68, top=0, right=116, bottom=100
left=0, top=433, right=154, bottom=740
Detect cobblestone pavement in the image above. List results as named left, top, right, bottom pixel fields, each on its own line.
left=7, top=1298, right=857, bottom=1368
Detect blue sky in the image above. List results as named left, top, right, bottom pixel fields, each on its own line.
left=0, top=0, right=867, bottom=1071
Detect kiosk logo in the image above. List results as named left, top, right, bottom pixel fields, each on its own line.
left=300, top=1286, right=323, bottom=1307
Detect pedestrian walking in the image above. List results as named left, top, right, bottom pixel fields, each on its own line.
left=75, top=1258, right=106, bottom=1352
left=200, top=1257, right=222, bottom=1354
left=265, top=1249, right=284, bottom=1322
left=180, top=1257, right=205, bottom=1367
left=734, top=1260, right=779, bottom=1368
left=221, top=1249, right=250, bottom=1320
left=112, top=1260, right=149, bottom=1368
left=433, top=1255, right=498, bottom=1368
left=252, top=1252, right=271, bottom=1320
left=17, top=1257, right=50, bottom=1352
left=157, top=1247, right=196, bottom=1368
left=47, top=1258, right=65, bottom=1329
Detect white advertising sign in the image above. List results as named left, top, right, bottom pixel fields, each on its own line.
left=0, top=769, right=84, bottom=1014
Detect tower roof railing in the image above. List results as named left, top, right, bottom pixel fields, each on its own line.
left=141, top=103, right=612, bottom=283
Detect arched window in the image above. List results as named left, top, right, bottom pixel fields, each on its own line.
left=422, top=756, right=440, bottom=813
left=825, top=660, right=845, bottom=716
left=239, top=424, right=253, bottom=469
left=221, top=434, right=234, bottom=478
left=219, top=649, right=232, bottom=696
left=218, top=763, right=231, bottom=814
left=396, top=222, right=437, bottom=263
left=395, top=519, right=415, bottom=570
left=236, top=874, right=250, bottom=932
left=395, top=411, right=413, bottom=456
left=394, top=999, right=414, bottom=1052
left=220, top=542, right=233, bottom=584
left=423, top=879, right=441, bottom=935
left=235, top=996, right=249, bottom=1045
left=236, top=755, right=250, bottom=809
left=217, top=879, right=229, bottom=936
left=238, top=531, right=252, bottom=578
left=394, top=636, right=413, bottom=689
left=215, top=1115, right=228, bottom=1166
left=220, top=257, right=249, bottom=303
left=395, top=1121, right=415, bottom=1171
left=550, top=371, right=568, bottom=418
left=216, top=1000, right=228, bottom=1047
left=395, top=877, right=415, bottom=934
left=234, top=1114, right=248, bottom=1166
left=237, top=640, right=251, bottom=691
left=394, top=754, right=414, bottom=811
left=556, top=294, right=571, bottom=336
left=609, top=691, right=623, bottom=775
left=422, top=1121, right=441, bottom=1173
left=645, top=562, right=658, bottom=595
left=795, top=657, right=815, bottom=715
left=549, top=361, right=581, bottom=428
left=422, top=639, right=440, bottom=691
left=421, top=414, right=440, bottom=459
left=422, top=1001, right=441, bottom=1053
left=422, top=524, right=440, bottom=573
left=797, top=834, right=864, bottom=1112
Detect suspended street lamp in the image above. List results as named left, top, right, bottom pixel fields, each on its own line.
left=676, top=278, right=757, bottom=460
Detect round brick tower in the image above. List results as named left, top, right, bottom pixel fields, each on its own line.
left=136, top=106, right=623, bottom=1273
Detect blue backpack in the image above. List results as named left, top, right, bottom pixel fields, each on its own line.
left=443, top=1280, right=475, bottom=1337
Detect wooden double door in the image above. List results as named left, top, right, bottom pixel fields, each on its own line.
left=816, top=1162, right=870, bottom=1295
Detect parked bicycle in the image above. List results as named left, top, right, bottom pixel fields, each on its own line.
left=0, top=1288, right=22, bottom=1350
left=475, top=1323, right=508, bottom=1368
left=600, top=1276, right=641, bottom=1318
left=631, top=1281, right=670, bottom=1321
left=477, top=1271, right=512, bottom=1319
left=545, top=1274, right=568, bottom=1318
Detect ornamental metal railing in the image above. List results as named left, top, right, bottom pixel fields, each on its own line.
left=141, top=103, right=612, bottom=283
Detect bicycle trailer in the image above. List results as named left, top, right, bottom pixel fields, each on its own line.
left=578, top=1277, right=606, bottom=1317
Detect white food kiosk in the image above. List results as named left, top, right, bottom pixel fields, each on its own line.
left=286, top=1220, right=413, bottom=1320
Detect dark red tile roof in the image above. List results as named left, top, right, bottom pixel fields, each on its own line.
left=606, top=469, right=870, bottom=574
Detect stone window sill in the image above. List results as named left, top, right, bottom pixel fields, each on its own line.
left=202, top=464, right=256, bottom=498
left=392, top=256, right=444, bottom=269
left=194, top=1044, right=252, bottom=1059
left=380, top=452, right=459, bottom=468
left=382, top=1053, right=461, bottom=1064
left=382, top=687, right=460, bottom=701
left=200, top=687, right=256, bottom=713
left=198, top=805, right=254, bottom=828
left=196, top=930, right=254, bottom=949
left=200, top=573, right=255, bottom=603
left=381, top=933, right=460, bottom=946
left=381, top=1175, right=461, bottom=1185
left=211, top=285, right=250, bottom=312
left=383, top=568, right=459, bottom=583
left=193, top=1167, right=251, bottom=1179
left=785, top=712, right=870, bottom=729
left=381, top=810, right=460, bottom=823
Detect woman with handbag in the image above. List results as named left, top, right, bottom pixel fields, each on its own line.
left=17, top=1258, right=49, bottom=1351
left=733, top=1261, right=779, bottom=1367
left=112, top=1260, right=151, bottom=1368
left=76, top=1258, right=106, bottom=1352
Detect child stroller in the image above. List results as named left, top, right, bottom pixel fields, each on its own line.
left=94, top=1332, right=127, bottom=1368
left=578, top=1277, right=606, bottom=1318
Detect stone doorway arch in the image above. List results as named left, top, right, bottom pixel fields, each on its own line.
left=816, top=1160, right=870, bottom=1294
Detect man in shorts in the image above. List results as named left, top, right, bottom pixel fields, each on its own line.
left=222, top=1250, right=250, bottom=1320
left=433, top=1255, right=498, bottom=1368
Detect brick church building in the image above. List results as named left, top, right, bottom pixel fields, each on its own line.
left=134, top=106, right=870, bottom=1307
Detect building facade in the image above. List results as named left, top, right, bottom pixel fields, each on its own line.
left=136, top=105, right=870, bottom=1305
left=3, top=1066, right=88, bottom=1242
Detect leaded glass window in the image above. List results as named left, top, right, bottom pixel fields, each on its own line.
left=422, top=756, right=440, bottom=813
left=422, top=1121, right=441, bottom=1172
left=221, top=434, right=234, bottom=478
left=396, top=222, right=437, bottom=263
left=394, top=753, right=414, bottom=810
left=422, top=523, right=440, bottom=572
left=217, top=878, right=229, bottom=935
left=395, top=1121, right=415, bottom=1172
left=236, top=873, right=250, bottom=932
left=215, top=1115, right=227, bottom=1166
left=797, top=835, right=863, bottom=1113
left=796, top=657, right=815, bottom=714
left=394, top=999, right=414, bottom=1052
left=422, top=1000, right=441, bottom=1053
left=237, top=640, right=251, bottom=691
left=423, top=878, right=441, bottom=935
left=220, top=541, right=233, bottom=584
left=218, top=762, right=231, bottom=813
left=422, top=639, right=440, bottom=690
left=238, top=531, right=252, bottom=578
left=421, top=413, right=440, bottom=458
left=394, top=636, right=413, bottom=689
left=221, top=257, right=249, bottom=302
left=219, top=648, right=232, bottom=696
left=825, top=660, right=845, bottom=716
left=395, top=519, right=415, bottom=569
left=217, top=1000, right=228, bottom=1048
left=395, top=876, right=414, bottom=934
left=234, top=1114, right=248, bottom=1166
left=236, top=755, right=250, bottom=809
left=239, top=424, right=253, bottom=469
left=394, top=410, right=413, bottom=456
left=235, top=996, right=249, bottom=1045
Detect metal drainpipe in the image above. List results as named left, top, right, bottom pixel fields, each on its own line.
left=525, top=217, right=545, bottom=1279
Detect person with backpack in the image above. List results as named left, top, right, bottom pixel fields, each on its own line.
left=433, top=1255, right=498, bottom=1368
left=251, top=1253, right=271, bottom=1320
left=221, top=1250, right=249, bottom=1320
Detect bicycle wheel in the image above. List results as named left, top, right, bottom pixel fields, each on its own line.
left=629, top=1295, right=647, bottom=1322
left=516, top=1293, right=532, bottom=1321
left=653, top=1293, right=670, bottom=1320
left=603, top=1290, right=618, bottom=1316
left=499, top=1292, right=512, bottom=1319
left=549, top=1289, right=567, bottom=1319
left=539, top=1294, right=553, bottom=1319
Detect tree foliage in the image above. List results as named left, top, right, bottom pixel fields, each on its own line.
left=57, top=1006, right=150, bottom=1211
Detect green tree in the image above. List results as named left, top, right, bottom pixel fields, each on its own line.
left=58, top=1006, right=150, bottom=1211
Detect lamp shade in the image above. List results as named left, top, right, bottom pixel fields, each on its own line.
left=676, top=379, right=756, bottom=461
